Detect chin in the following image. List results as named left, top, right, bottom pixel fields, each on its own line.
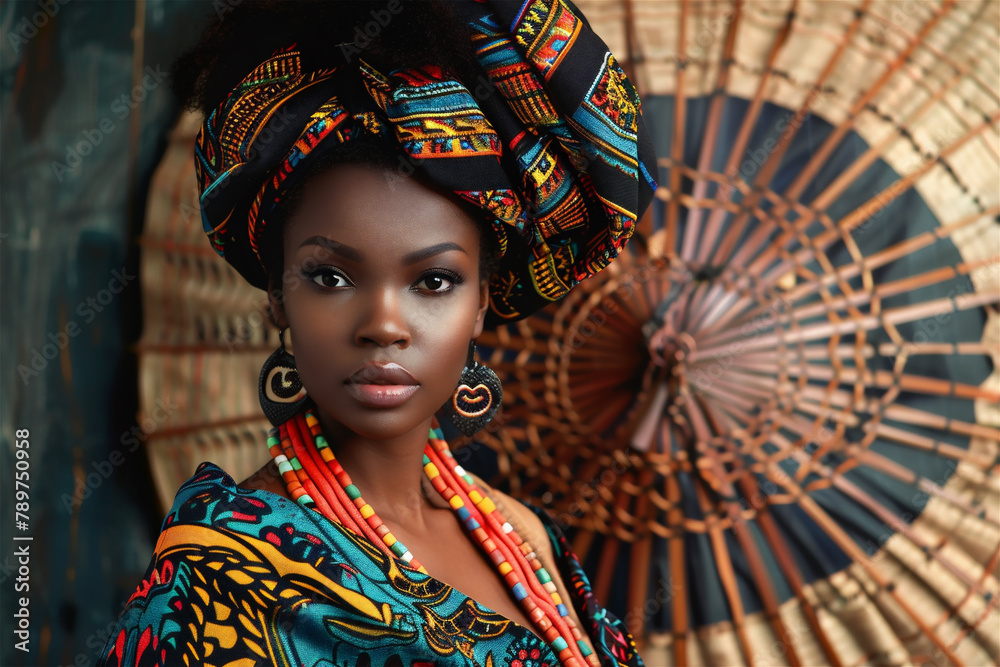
left=319, top=401, right=439, bottom=442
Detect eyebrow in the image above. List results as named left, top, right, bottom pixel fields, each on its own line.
left=298, top=237, right=467, bottom=264
left=402, top=242, right=467, bottom=265
left=298, top=236, right=363, bottom=262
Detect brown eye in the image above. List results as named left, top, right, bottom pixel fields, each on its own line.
left=414, top=272, right=458, bottom=293
left=305, top=268, right=351, bottom=288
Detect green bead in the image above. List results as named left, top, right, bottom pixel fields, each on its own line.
left=345, top=484, right=361, bottom=500
left=290, top=458, right=302, bottom=471
left=536, top=568, right=552, bottom=584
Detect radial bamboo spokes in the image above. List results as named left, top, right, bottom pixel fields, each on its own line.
left=474, top=0, right=1000, bottom=660
left=692, top=0, right=800, bottom=269
left=693, top=1, right=871, bottom=285
left=736, top=442, right=966, bottom=665
left=724, top=42, right=983, bottom=279
left=737, top=472, right=844, bottom=665
left=693, top=254, right=997, bottom=353
left=697, top=207, right=1000, bottom=338
left=765, top=439, right=992, bottom=594
left=690, top=394, right=973, bottom=665
left=679, top=0, right=743, bottom=263
left=663, top=0, right=688, bottom=261
left=790, top=389, right=999, bottom=463
left=718, top=108, right=1000, bottom=309
left=780, top=0, right=958, bottom=205
left=690, top=290, right=998, bottom=358
left=696, top=0, right=960, bottom=283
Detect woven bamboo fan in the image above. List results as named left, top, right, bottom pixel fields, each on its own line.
left=467, top=0, right=1000, bottom=665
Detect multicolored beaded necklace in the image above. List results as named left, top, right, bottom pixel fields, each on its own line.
left=268, top=409, right=599, bottom=667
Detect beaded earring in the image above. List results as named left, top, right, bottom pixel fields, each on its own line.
left=441, top=342, right=503, bottom=436
left=258, top=328, right=310, bottom=426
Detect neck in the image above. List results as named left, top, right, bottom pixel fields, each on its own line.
left=316, top=411, right=436, bottom=527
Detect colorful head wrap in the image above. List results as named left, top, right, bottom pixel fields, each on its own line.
left=195, top=0, right=657, bottom=324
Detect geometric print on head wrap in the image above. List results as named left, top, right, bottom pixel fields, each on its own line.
left=195, top=0, right=658, bottom=326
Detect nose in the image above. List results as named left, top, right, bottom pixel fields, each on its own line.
left=354, top=286, right=411, bottom=348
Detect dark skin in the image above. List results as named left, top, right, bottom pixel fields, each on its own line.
left=238, top=165, right=544, bottom=637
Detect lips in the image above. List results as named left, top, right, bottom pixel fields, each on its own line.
left=345, top=362, right=419, bottom=408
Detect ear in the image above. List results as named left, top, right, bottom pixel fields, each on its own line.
left=267, top=280, right=289, bottom=329
left=472, top=278, right=490, bottom=339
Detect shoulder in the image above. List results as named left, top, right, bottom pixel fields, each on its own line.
left=237, top=458, right=292, bottom=500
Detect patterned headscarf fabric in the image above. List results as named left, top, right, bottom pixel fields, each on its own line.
left=195, top=0, right=657, bottom=324
left=98, top=463, right=644, bottom=666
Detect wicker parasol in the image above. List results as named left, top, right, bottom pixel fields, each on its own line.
left=468, top=0, right=1000, bottom=664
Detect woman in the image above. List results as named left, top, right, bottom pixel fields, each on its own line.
left=101, top=1, right=657, bottom=665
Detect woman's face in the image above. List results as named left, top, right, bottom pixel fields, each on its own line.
left=270, top=165, right=489, bottom=441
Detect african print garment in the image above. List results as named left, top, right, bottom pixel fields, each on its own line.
left=99, top=463, right=643, bottom=667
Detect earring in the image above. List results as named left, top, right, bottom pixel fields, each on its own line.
left=258, top=329, right=309, bottom=426
left=442, top=342, right=503, bottom=436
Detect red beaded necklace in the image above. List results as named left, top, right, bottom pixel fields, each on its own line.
left=267, top=409, right=598, bottom=667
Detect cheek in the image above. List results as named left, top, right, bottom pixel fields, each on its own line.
left=281, top=294, right=349, bottom=371
left=414, top=295, right=481, bottom=382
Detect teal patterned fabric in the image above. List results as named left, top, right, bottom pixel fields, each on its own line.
left=99, top=463, right=643, bottom=666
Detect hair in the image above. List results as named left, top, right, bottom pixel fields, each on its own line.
left=171, top=0, right=501, bottom=293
